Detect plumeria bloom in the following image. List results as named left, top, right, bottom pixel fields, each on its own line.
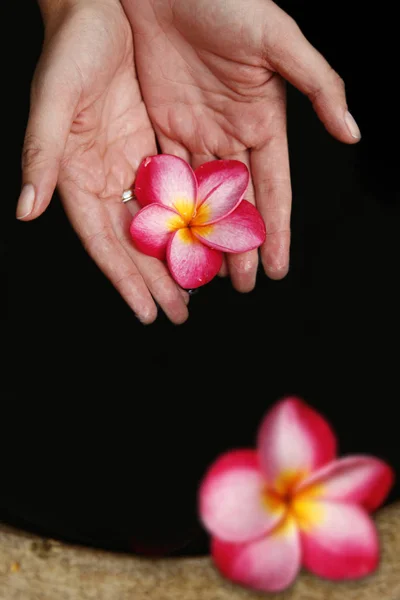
left=199, top=398, right=394, bottom=593
left=130, top=155, right=266, bottom=289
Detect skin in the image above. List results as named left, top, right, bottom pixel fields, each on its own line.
left=122, top=0, right=361, bottom=292
left=17, top=0, right=189, bottom=324
left=17, top=0, right=361, bottom=322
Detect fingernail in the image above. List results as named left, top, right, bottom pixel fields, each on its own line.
left=344, top=111, right=361, bottom=140
left=16, top=183, right=35, bottom=219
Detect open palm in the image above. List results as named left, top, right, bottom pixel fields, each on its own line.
left=124, top=0, right=359, bottom=291
left=19, top=1, right=189, bottom=323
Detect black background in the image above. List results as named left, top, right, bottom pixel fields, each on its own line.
left=2, top=1, right=399, bottom=555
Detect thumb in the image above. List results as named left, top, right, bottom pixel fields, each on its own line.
left=16, top=64, right=80, bottom=221
left=265, top=6, right=361, bottom=143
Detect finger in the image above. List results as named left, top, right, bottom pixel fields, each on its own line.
left=129, top=253, right=190, bottom=324
left=156, top=131, right=191, bottom=162
left=60, top=186, right=158, bottom=324
left=83, top=225, right=158, bottom=324
left=219, top=257, right=229, bottom=277
left=17, top=61, right=80, bottom=221
left=114, top=202, right=190, bottom=325
left=251, top=80, right=291, bottom=280
left=264, top=5, right=361, bottom=143
left=220, top=151, right=259, bottom=292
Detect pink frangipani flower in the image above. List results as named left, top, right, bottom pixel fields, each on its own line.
left=130, top=155, right=266, bottom=289
left=199, top=397, right=394, bottom=593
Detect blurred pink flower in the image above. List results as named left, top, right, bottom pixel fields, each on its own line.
left=199, top=397, right=394, bottom=593
left=130, top=155, right=265, bottom=289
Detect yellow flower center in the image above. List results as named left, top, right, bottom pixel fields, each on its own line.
left=167, top=199, right=214, bottom=237
left=262, top=470, right=324, bottom=534
left=172, top=198, right=195, bottom=224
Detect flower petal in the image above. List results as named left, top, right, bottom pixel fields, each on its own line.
left=194, top=160, right=249, bottom=224
left=211, top=517, right=301, bottom=592
left=300, top=501, right=379, bottom=580
left=134, top=155, right=197, bottom=219
left=167, top=228, right=223, bottom=289
left=130, top=204, right=184, bottom=260
left=257, top=397, right=337, bottom=486
left=199, top=450, right=284, bottom=543
left=192, top=200, right=266, bottom=253
left=295, top=456, right=394, bottom=512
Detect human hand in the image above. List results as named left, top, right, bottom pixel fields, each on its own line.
left=122, top=0, right=361, bottom=291
left=16, top=0, right=189, bottom=324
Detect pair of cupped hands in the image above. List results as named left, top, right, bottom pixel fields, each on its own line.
left=17, top=0, right=360, bottom=324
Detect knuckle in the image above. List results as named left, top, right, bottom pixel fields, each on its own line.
left=230, top=252, right=258, bottom=275
left=310, top=69, right=345, bottom=104
left=150, top=272, right=170, bottom=287
left=113, top=270, right=143, bottom=289
left=22, top=134, right=47, bottom=170
left=149, top=273, right=179, bottom=303
left=326, top=68, right=346, bottom=96
left=258, top=177, right=291, bottom=199
left=82, top=227, right=115, bottom=256
left=266, top=226, right=290, bottom=235
left=331, top=70, right=345, bottom=91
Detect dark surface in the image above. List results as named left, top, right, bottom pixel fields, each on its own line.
left=3, top=2, right=399, bottom=556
